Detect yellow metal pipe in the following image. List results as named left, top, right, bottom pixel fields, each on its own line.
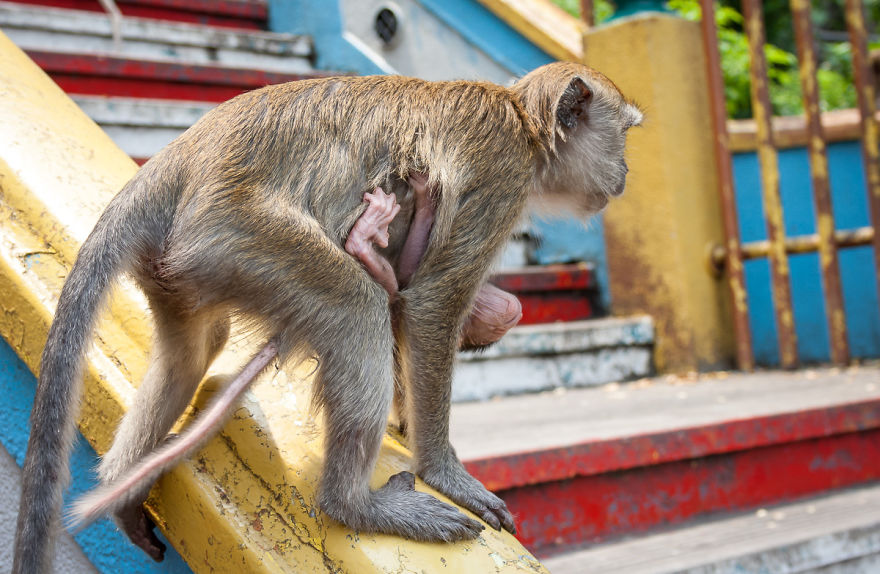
left=0, top=31, right=547, bottom=573
left=475, top=0, right=585, bottom=61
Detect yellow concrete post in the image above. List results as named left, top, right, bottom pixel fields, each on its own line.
left=0, top=31, right=547, bottom=573
left=583, top=15, right=734, bottom=372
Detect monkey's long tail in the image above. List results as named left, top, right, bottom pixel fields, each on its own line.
left=12, top=182, right=165, bottom=574
left=67, top=339, right=279, bottom=530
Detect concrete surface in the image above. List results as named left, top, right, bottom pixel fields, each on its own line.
left=451, top=362, right=880, bottom=461
left=543, top=482, right=880, bottom=574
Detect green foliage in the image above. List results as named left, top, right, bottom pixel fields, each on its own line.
left=666, top=0, right=857, bottom=118
left=550, top=0, right=617, bottom=24
left=550, top=0, right=860, bottom=118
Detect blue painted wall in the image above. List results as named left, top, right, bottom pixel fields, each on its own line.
left=0, top=337, right=191, bottom=573
left=732, top=140, right=880, bottom=365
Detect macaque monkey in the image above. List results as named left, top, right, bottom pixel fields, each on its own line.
left=14, top=62, right=642, bottom=572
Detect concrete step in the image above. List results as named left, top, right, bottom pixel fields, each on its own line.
left=26, top=48, right=329, bottom=99
left=71, top=94, right=213, bottom=159
left=11, top=0, right=268, bottom=30
left=453, top=315, right=653, bottom=402
left=451, top=364, right=880, bottom=557
left=0, top=1, right=311, bottom=72
left=542, top=484, right=880, bottom=574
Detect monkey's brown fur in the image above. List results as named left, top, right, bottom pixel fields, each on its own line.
left=14, top=62, right=641, bottom=572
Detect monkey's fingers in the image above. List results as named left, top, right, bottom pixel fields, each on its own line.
left=496, top=505, right=517, bottom=534
left=374, top=230, right=390, bottom=249
left=471, top=501, right=502, bottom=531
left=471, top=497, right=516, bottom=533
left=116, top=504, right=167, bottom=562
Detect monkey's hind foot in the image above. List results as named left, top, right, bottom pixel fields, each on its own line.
left=322, top=471, right=485, bottom=543
left=115, top=503, right=167, bottom=562
left=420, top=462, right=516, bottom=534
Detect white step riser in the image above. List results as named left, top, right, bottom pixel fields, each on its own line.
left=460, top=315, right=653, bottom=360
left=543, top=483, right=880, bottom=574
left=453, top=345, right=652, bottom=402
left=453, top=316, right=654, bottom=402
left=101, top=125, right=188, bottom=160
left=72, top=96, right=214, bottom=157
left=0, top=2, right=313, bottom=72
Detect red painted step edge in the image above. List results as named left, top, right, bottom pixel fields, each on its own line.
left=27, top=51, right=336, bottom=102
left=491, top=263, right=593, bottom=293
left=513, top=429, right=880, bottom=555
left=464, top=398, right=880, bottom=492
left=10, top=0, right=267, bottom=29
left=489, top=264, right=597, bottom=324
left=515, top=292, right=593, bottom=324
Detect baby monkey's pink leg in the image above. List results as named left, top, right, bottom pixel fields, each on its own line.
left=347, top=175, right=522, bottom=347
left=345, top=187, right=400, bottom=297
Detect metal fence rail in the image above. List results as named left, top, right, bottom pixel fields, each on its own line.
left=699, top=0, right=755, bottom=371
left=701, top=0, right=878, bottom=369
left=846, top=0, right=880, bottom=307
left=791, top=0, right=849, bottom=365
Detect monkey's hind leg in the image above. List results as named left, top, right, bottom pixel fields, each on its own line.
left=98, top=300, right=229, bottom=561
left=307, top=286, right=483, bottom=542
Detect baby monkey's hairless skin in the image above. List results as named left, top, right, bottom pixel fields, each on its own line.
left=345, top=173, right=523, bottom=349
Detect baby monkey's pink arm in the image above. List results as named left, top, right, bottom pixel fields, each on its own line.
left=345, top=187, right=401, bottom=297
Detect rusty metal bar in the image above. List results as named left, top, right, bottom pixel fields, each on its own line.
left=845, top=0, right=880, bottom=309
left=699, top=0, right=754, bottom=370
left=711, top=226, right=876, bottom=267
left=580, top=0, right=595, bottom=27
left=790, top=0, right=849, bottom=364
left=741, top=0, right=799, bottom=368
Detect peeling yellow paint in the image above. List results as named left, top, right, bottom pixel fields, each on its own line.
left=0, top=31, right=548, bottom=573
left=583, top=15, right=735, bottom=372
left=816, top=215, right=835, bottom=269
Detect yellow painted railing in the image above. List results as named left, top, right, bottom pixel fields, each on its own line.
left=476, top=0, right=585, bottom=61
left=0, top=31, right=547, bottom=573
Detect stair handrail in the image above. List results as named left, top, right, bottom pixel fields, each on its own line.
left=97, top=0, right=123, bottom=51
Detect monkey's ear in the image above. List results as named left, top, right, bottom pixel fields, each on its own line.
left=555, top=77, right=592, bottom=133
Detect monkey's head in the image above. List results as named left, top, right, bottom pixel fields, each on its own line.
left=512, top=62, right=642, bottom=218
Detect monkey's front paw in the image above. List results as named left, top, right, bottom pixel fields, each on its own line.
left=321, top=471, right=484, bottom=543
left=420, top=464, right=516, bottom=534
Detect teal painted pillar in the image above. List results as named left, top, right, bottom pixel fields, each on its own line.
left=610, top=0, right=671, bottom=20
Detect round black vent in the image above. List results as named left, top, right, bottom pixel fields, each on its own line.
left=375, top=8, right=398, bottom=45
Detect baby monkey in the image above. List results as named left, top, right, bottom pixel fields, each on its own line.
left=347, top=173, right=522, bottom=348
left=14, top=62, right=642, bottom=572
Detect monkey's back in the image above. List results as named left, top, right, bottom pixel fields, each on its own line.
left=130, top=75, right=540, bottom=316
left=178, top=75, right=539, bottom=211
